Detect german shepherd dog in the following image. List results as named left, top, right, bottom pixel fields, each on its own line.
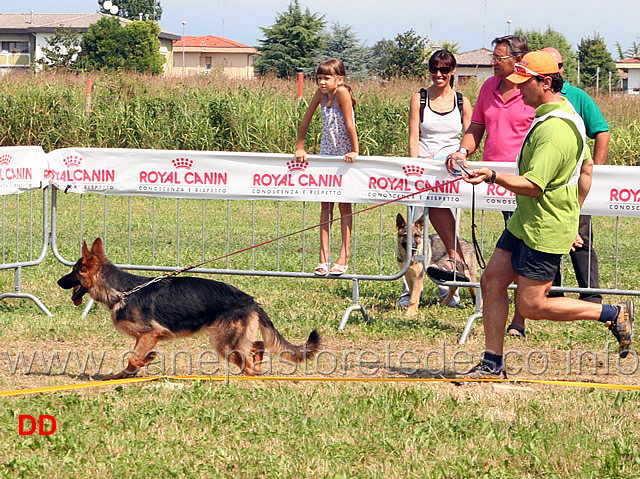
left=58, top=238, right=320, bottom=379
left=396, top=214, right=477, bottom=315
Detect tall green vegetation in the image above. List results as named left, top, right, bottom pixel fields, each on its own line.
left=311, top=22, right=375, bottom=81
left=516, top=27, right=577, bottom=84
left=254, top=0, right=325, bottom=78
left=577, top=33, right=617, bottom=90
left=616, top=41, right=640, bottom=60
left=98, top=0, right=162, bottom=22
left=0, top=72, right=639, bottom=165
left=124, top=20, right=164, bottom=73
left=430, top=40, right=460, bottom=54
left=38, top=27, right=82, bottom=72
left=372, top=29, right=429, bottom=78
left=79, top=17, right=164, bottom=73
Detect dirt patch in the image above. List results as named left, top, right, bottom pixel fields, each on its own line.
left=1, top=334, right=638, bottom=395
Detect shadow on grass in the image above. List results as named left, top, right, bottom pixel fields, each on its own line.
left=360, top=362, right=460, bottom=379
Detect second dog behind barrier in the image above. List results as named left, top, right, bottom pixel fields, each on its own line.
left=396, top=213, right=477, bottom=316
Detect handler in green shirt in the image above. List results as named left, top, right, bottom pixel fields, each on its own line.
left=449, top=51, right=633, bottom=379
left=506, top=47, right=610, bottom=338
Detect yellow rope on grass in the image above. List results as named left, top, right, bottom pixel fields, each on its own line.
left=1, top=375, right=640, bottom=398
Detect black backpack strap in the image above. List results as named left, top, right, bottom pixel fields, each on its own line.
left=419, top=88, right=427, bottom=123
left=456, top=91, right=464, bottom=124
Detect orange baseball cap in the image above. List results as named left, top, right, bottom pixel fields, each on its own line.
left=506, top=50, right=560, bottom=84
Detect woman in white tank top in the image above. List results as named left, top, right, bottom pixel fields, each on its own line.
left=401, top=50, right=474, bottom=307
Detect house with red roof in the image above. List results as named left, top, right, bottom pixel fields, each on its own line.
left=173, top=35, right=258, bottom=79
left=615, top=57, right=640, bottom=93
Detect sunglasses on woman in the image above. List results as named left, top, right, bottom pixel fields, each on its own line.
left=429, top=66, right=452, bottom=74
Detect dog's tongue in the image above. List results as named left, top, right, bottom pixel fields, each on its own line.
left=71, top=285, right=83, bottom=306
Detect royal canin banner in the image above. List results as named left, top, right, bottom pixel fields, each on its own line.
left=0, top=146, right=46, bottom=195
left=5, top=147, right=640, bottom=218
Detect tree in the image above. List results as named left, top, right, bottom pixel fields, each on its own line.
left=125, top=20, right=164, bottom=73
left=98, top=0, right=162, bottom=22
left=428, top=40, right=460, bottom=54
left=79, top=16, right=128, bottom=70
left=577, top=33, right=616, bottom=89
left=254, top=0, right=325, bottom=78
left=516, top=27, right=577, bottom=84
left=38, top=26, right=81, bottom=71
left=615, top=41, right=640, bottom=60
left=79, top=17, right=165, bottom=73
left=373, top=30, right=428, bottom=78
left=311, top=23, right=374, bottom=81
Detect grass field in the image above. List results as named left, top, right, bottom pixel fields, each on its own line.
left=0, top=73, right=640, bottom=477
left=0, top=193, right=639, bottom=478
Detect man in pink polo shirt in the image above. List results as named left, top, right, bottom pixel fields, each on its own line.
left=449, top=35, right=533, bottom=165
left=429, top=35, right=533, bottom=284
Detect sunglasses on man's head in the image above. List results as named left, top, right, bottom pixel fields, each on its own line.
left=514, top=63, right=547, bottom=78
left=429, top=66, right=452, bottom=74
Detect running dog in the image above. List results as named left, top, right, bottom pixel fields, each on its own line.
left=396, top=213, right=477, bottom=315
left=58, top=238, right=320, bottom=379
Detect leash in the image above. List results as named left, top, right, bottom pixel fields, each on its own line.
left=470, top=184, right=487, bottom=269
left=117, top=176, right=469, bottom=301
left=450, top=159, right=486, bottom=270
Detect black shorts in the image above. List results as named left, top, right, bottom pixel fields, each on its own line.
left=495, top=229, right=561, bottom=282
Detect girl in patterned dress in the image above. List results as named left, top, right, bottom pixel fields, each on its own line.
left=295, top=59, right=359, bottom=276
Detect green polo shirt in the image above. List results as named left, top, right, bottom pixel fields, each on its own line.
left=507, top=98, right=591, bottom=254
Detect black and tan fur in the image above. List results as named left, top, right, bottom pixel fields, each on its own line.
left=396, top=213, right=477, bottom=315
left=58, top=238, right=320, bottom=379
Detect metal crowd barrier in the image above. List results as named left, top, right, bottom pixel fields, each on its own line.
left=0, top=188, right=51, bottom=316
left=1, top=185, right=639, bottom=337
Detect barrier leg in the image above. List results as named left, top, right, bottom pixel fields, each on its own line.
left=459, top=284, right=482, bottom=344
left=459, top=313, right=482, bottom=344
left=0, top=267, right=52, bottom=317
left=338, top=278, right=370, bottom=331
left=81, top=298, right=95, bottom=318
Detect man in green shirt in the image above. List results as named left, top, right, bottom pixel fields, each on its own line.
left=454, top=51, right=633, bottom=379
left=506, top=46, right=610, bottom=338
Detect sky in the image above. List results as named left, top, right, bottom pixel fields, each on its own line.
left=11, top=0, right=640, bottom=56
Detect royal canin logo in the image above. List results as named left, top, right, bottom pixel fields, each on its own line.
left=402, top=165, right=424, bottom=177
left=172, top=158, right=193, bottom=170
left=0, top=154, right=11, bottom=166
left=45, top=154, right=114, bottom=183
left=63, top=156, right=83, bottom=168
left=286, top=160, right=308, bottom=172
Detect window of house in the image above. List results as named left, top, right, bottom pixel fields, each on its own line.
left=456, top=75, right=474, bottom=88
left=1, top=41, right=29, bottom=54
left=205, top=56, right=212, bottom=69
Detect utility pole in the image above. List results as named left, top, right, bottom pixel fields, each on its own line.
left=182, top=21, right=187, bottom=77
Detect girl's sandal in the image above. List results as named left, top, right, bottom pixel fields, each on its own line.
left=314, top=262, right=330, bottom=276
left=506, top=324, right=526, bottom=338
left=426, top=257, right=471, bottom=283
left=329, top=263, right=348, bottom=276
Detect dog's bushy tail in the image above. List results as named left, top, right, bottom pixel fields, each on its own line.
left=256, top=307, right=320, bottom=362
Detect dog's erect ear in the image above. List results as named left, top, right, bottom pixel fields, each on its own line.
left=414, top=214, right=425, bottom=228
left=90, top=238, right=104, bottom=256
left=396, top=213, right=406, bottom=230
left=81, top=240, right=91, bottom=261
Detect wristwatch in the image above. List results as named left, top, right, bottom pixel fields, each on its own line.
left=458, top=147, right=469, bottom=156
left=485, top=169, right=497, bottom=184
